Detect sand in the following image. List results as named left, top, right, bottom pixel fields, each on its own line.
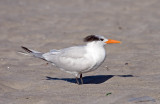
left=0, top=0, right=160, bottom=104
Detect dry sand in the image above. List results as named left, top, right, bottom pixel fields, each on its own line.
left=0, top=0, right=160, bottom=104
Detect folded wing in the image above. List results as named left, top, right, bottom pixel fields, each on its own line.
left=43, top=46, right=93, bottom=72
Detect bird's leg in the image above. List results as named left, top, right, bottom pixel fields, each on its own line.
left=76, top=77, right=80, bottom=85
left=80, top=73, right=83, bottom=84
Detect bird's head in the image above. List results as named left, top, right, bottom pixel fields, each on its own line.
left=84, top=35, right=121, bottom=46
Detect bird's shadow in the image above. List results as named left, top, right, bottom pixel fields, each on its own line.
left=46, top=75, right=134, bottom=84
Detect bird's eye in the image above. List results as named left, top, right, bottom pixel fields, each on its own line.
left=100, top=38, right=104, bottom=41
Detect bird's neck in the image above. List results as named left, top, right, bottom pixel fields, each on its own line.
left=86, top=42, right=106, bottom=63
left=86, top=41, right=104, bottom=48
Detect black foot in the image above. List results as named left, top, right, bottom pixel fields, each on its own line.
left=76, top=77, right=80, bottom=85
left=80, top=74, right=83, bottom=84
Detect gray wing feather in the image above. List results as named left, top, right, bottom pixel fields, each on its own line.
left=43, top=46, right=86, bottom=61
left=43, top=46, right=92, bottom=72
left=60, top=46, right=86, bottom=58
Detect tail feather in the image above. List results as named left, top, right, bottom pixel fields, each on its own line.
left=21, top=46, right=44, bottom=60
left=21, top=46, right=33, bottom=53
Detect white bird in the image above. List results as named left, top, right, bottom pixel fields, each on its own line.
left=21, top=35, right=121, bottom=84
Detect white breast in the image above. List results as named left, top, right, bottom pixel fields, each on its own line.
left=84, top=43, right=106, bottom=72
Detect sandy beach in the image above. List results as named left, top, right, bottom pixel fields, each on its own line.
left=0, top=0, right=160, bottom=104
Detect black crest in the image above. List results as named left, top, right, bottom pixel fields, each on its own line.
left=84, top=35, right=100, bottom=42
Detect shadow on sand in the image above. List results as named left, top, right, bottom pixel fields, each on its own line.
left=46, top=75, right=134, bottom=84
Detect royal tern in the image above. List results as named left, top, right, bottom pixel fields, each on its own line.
left=21, top=35, right=121, bottom=84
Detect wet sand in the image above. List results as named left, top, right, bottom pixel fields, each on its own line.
left=0, top=0, right=160, bottom=104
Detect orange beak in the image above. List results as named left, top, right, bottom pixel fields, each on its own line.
left=105, top=39, right=121, bottom=44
